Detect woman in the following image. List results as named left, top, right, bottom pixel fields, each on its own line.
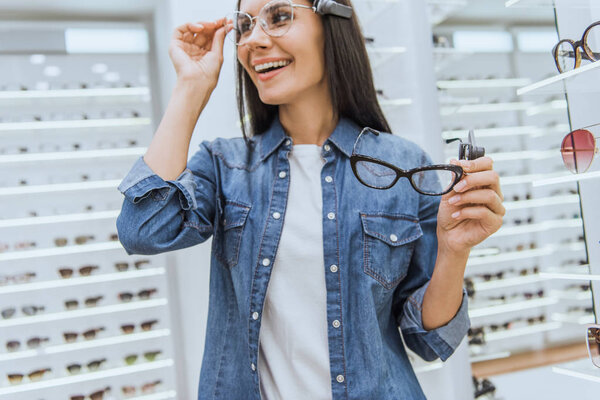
left=116, top=0, right=505, bottom=398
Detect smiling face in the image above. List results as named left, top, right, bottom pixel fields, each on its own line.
left=236, top=0, right=328, bottom=105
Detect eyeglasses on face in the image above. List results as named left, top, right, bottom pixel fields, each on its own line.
left=553, top=21, right=600, bottom=73
left=350, top=127, right=464, bottom=196
left=228, top=0, right=316, bottom=46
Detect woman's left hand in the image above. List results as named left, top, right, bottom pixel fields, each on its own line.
left=436, top=156, right=505, bottom=256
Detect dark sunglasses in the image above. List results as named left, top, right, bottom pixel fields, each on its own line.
left=67, top=358, right=106, bottom=374
left=114, top=259, right=151, bottom=272
left=560, top=124, right=599, bottom=173
left=63, top=327, right=106, bottom=343
left=6, top=337, right=49, bottom=352
left=118, top=288, right=157, bottom=302
left=64, top=296, right=103, bottom=310
left=124, top=350, right=162, bottom=365
left=121, top=379, right=163, bottom=396
left=7, top=368, right=51, bottom=384
left=2, top=305, right=45, bottom=319
left=69, top=386, right=111, bottom=400
left=58, top=265, right=99, bottom=278
left=120, top=319, right=159, bottom=334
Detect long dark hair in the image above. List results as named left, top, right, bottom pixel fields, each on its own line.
left=235, top=0, right=391, bottom=144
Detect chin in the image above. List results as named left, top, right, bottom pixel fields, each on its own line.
left=258, top=90, right=290, bottom=106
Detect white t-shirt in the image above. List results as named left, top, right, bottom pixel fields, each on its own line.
left=257, top=144, right=332, bottom=400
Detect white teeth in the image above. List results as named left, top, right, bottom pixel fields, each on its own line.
left=254, top=60, right=291, bottom=72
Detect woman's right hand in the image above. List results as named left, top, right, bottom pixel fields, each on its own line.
left=168, top=18, right=233, bottom=87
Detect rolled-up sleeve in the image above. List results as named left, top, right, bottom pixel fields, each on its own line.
left=392, top=151, right=470, bottom=362
left=116, top=140, right=218, bottom=255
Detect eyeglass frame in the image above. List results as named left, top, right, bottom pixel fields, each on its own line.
left=552, top=21, right=600, bottom=73
left=230, top=0, right=316, bottom=46
left=349, top=127, right=464, bottom=196
left=560, top=122, right=600, bottom=173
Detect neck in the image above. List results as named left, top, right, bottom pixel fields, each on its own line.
left=278, top=85, right=338, bottom=146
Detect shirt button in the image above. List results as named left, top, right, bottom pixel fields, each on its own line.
left=252, top=312, right=259, bottom=320
left=330, top=265, right=338, bottom=273
left=324, top=144, right=331, bottom=151
left=251, top=363, right=256, bottom=371
left=273, top=212, right=281, bottom=219
left=336, top=375, right=345, bottom=383
left=327, top=212, right=335, bottom=220
left=279, top=171, right=286, bottom=179
left=325, top=176, right=333, bottom=183
left=390, top=234, right=398, bottom=242
left=332, top=320, right=341, bottom=328
left=285, top=139, right=291, bottom=146
left=262, top=258, right=271, bottom=267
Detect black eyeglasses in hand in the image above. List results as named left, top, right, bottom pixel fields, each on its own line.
left=350, top=127, right=464, bottom=196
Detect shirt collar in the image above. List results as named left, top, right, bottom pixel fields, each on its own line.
left=258, top=115, right=362, bottom=162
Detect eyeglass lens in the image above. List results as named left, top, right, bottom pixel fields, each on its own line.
left=230, top=0, right=295, bottom=45
left=561, top=129, right=596, bottom=173
left=587, top=327, right=600, bottom=368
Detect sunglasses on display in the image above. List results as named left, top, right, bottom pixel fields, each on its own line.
left=124, top=350, right=162, bottom=365
left=58, top=265, right=99, bottom=278
left=67, top=358, right=106, bottom=374
left=64, top=296, right=103, bottom=310
left=118, top=288, right=157, bottom=302
left=69, top=386, right=111, bottom=400
left=63, top=327, right=106, bottom=343
left=121, top=379, right=163, bottom=397
left=0, top=271, right=36, bottom=286
left=1, top=305, right=44, bottom=319
left=553, top=21, right=600, bottom=73
left=54, top=235, right=95, bottom=247
left=6, top=337, right=49, bottom=352
left=228, top=0, right=352, bottom=46
left=560, top=124, right=600, bottom=173
left=7, top=368, right=51, bottom=384
left=120, top=319, right=159, bottom=334
left=350, top=127, right=467, bottom=195
left=114, top=259, right=151, bottom=272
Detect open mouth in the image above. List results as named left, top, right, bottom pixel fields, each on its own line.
left=254, top=60, right=292, bottom=75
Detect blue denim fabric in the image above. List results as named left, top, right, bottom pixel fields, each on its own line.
left=116, top=116, right=470, bottom=400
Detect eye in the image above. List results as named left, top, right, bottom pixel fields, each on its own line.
left=269, top=8, right=292, bottom=26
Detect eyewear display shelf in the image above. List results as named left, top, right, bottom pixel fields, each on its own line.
left=0, top=22, right=178, bottom=400
left=432, top=6, right=594, bottom=372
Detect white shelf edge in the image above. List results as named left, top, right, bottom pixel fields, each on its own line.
left=517, top=61, right=600, bottom=96
left=437, top=78, right=532, bottom=90
left=0, top=118, right=151, bottom=132
left=551, top=312, right=594, bottom=325
left=0, top=147, right=146, bottom=164
left=552, top=358, right=600, bottom=384
left=0, top=179, right=121, bottom=197
left=469, top=351, right=512, bottom=363
left=0, top=241, right=124, bottom=262
left=532, top=170, right=600, bottom=187
left=0, top=298, right=168, bottom=328
left=503, top=195, right=580, bottom=211
left=485, top=321, right=562, bottom=342
left=380, top=98, right=413, bottom=107
left=469, top=297, right=559, bottom=318
left=540, top=272, right=600, bottom=281
left=0, top=359, right=174, bottom=395
left=0, top=329, right=171, bottom=361
left=494, top=218, right=582, bottom=237
left=129, top=391, right=177, bottom=400
left=0, top=210, right=120, bottom=229
left=472, top=274, right=547, bottom=292
left=0, top=267, right=165, bottom=295
left=0, top=87, right=150, bottom=100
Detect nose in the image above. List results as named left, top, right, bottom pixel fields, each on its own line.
left=242, top=18, right=271, bottom=48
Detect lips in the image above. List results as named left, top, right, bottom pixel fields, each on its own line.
left=256, top=61, right=292, bottom=82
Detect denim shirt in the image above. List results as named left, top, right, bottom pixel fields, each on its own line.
left=116, top=116, right=470, bottom=400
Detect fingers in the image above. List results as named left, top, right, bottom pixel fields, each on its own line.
left=173, top=19, right=227, bottom=42
left=446, top=188, right=506, bottom=216
left=211, top=24, right=233, bottom=58
left=450, top=205, right=503, bottom=234
left=453, top=169, right=502, bottom=199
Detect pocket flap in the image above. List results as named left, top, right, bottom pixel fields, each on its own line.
left=222, top=201, right=251, bottom=231
left=360, top=213, right=423, bottom=246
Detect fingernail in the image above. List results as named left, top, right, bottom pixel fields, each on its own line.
left=452, top=211, right=460, bottom=219
left=454, top=180, right=467, bottom=192
left=448, top=195, right=460, bottom=204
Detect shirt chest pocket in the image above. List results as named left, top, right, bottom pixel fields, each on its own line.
left=360, top=213, right=423, bottom=290
left=215, top=200, right=251, bottom=269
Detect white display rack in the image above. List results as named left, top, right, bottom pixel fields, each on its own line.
left=469, top=297, right=559, bottom=318
left=472, top=274, right=548, bottom=292
left=0, top=210, right=120, bottom=228
left=493, top=218, right=582, bottom=237
left=552, top=312, right=595, bottom=325
left=437, top=78, right=532, bottom=90
left=0, top=118, right=151, bottom=132
left=502, top=195, right=579, bottom=211
left=0, top=180, right=121, bottom=197
left=485, top=321, right=562, bottom=342
left=532, top=170, right=600, bottom=187
left=506, top=0, right=598, bottom=7
left=0, top=147, right=146, bottom=164
left=517, top=61, right=600, bottom=96
left=0, top=87, right=150, bottom=100
left=552, top=358, right=600, bottom=384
